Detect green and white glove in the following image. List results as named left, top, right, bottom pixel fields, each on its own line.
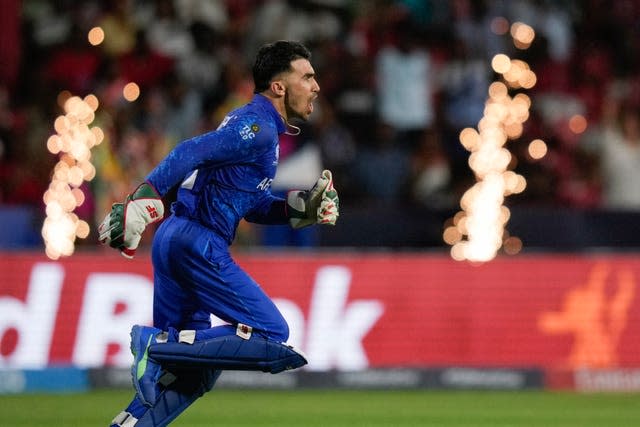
left=287, top=170, right=339, bottom=229
left=98, top=182, right=164, bottom=258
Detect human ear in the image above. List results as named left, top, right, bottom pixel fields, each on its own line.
left=271, top=80, right=286, bottom=96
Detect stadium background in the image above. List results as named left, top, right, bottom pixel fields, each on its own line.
left=2, top=0, right=640, bottom=416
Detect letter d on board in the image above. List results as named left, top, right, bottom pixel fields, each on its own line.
left=0, top=263, right=63, bottom=368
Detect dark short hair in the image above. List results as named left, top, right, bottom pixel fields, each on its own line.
left=252, top=41, right=312, bottom=93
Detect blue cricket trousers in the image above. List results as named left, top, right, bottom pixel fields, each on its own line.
left=151, top=215, right=289, bottom=342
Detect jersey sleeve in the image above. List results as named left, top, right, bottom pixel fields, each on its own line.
left=145, top=114, right=273, bottom=196
left=244, top=193, right=289, bottom=225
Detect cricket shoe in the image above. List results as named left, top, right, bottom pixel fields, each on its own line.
left=130, top=324, right=168, bottom=407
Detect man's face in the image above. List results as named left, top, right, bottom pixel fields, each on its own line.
left=282, top=58, right=320, bottom=121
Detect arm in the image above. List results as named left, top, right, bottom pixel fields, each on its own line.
left=147, top=115, right=268, bottom=196
left=245, top=170, right=340, bottom=228
left=99, top=115, right=271, bottom=257
left=245, top=196, right=289, bottom=225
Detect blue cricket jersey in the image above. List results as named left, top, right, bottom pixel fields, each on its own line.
left=145, top=94, right=288, bottom=244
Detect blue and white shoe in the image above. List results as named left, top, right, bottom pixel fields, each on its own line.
left=130, top=324, right=166, bottom=407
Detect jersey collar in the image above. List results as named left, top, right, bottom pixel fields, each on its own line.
left=252, top=94, right=286, bottom=135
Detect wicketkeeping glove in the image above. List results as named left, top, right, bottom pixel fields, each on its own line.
left=287, top=170, right=339, bottom=229
left=98, top=182, right=164, bottom=258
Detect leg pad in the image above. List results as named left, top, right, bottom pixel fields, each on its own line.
left=149, top=335, right=307, bottom=373
left=132, top=369, right=221, bottom=427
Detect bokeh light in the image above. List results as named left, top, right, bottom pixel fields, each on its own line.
left=87, top=26, right=105, bottom=46
left=445, top=22, right=537, bottom=262
left=42, top=93, right=103, bottom=259
left=528, top=139, right=548, bottom=160
left=503, top=236, right=523, bottom=255
left=569, top=114, right=588, bottom=134
left=123, top=82, right=140, bottom=102
left=490, top=16, right=510, bottom=35
left=511, top=22, right=535, bottom=49
left=491, top=54, right=511, bottom=74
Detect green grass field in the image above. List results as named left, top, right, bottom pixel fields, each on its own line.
left=2, top=389, right=639, bottom=426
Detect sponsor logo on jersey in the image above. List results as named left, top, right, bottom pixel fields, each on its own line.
left=240, top=124, right=259, bottom=141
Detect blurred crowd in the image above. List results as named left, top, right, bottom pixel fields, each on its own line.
left=1, top=0, right=640, bottom=247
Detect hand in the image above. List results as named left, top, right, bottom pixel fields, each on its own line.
left=287, top=170, right=339, bottom=229
left=98, top=183, right=164, bottom=258
left=318, top=175, right=339, bottom=225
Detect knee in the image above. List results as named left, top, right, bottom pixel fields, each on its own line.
left=270, top=315, right=289, bottom=342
